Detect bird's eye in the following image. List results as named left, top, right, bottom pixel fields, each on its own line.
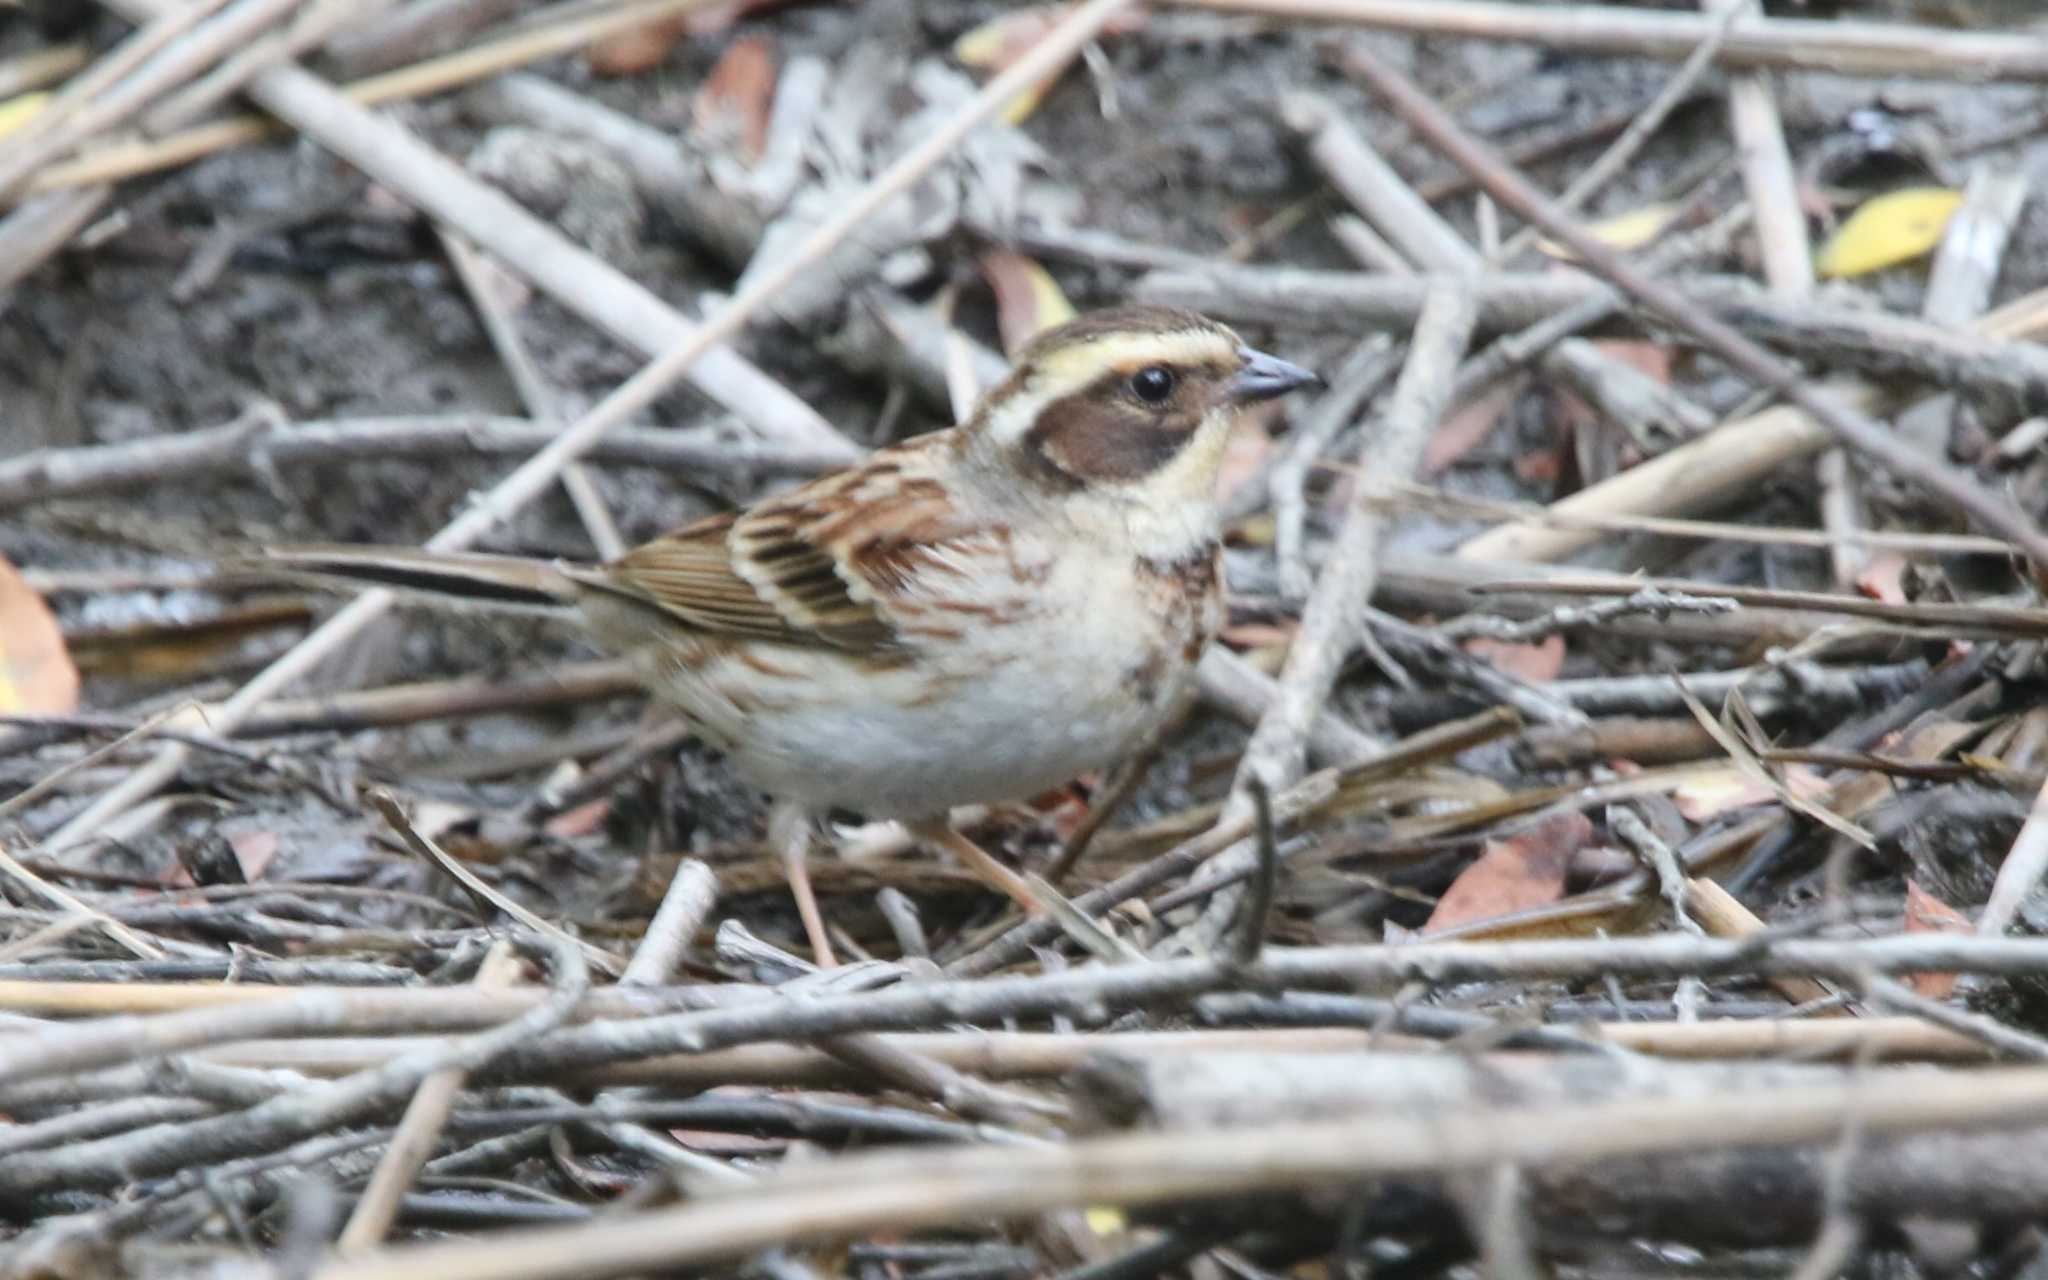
left=1129, top=365, right=1176, bottom=404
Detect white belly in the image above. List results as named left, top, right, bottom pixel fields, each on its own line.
left=639, top=550, right=1218, bottom=819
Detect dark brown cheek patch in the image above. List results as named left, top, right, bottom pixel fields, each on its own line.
left=1026, top=398, right=1201, bottom=484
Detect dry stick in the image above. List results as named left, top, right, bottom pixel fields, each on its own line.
left=1269, top=335, right=1400, bottom=601
left=0, top=0, right=302, bottom=200
left=0, top=44, right=90, bottom=99
left=1979, top=773, right=2048, bottom=940
left=0, top=0, right=230, bottom=192
left=47, top=0, right=1134, bottom=855
left=0, top=186, right=109, bottom=294
left=1493, top=0, right=1741, bottom=265
left=1, top=414, right=838, bottom=510
left=143, top=0, right=402, bottom=134
left=1284, top=91, right=1712, bottom=439
left=98, top=0, right=850, bottom=459
left=1196, top=648, right=1381, bottom=765
left=619, top=860, right=718, bottom=987
left=22, top=0, right=727, bottom=199
left=162, top=1021, right=1996, bottom=1088
left=12, top=928, right=2048, bottom=1070
left=1182, top=288, right=1476, bottom=952
left=952, top=708, right=1514, bottom=977
left=369, top=790, right=627, bottom=978
left=1693, top=0, right=1856, bottom=592
left=334, top=940, right=521, bottom=1253
left=310, top=1064, right=2048, bottom=1280
left=1182, top=0, right=2048, bottom=81
left=1342, top=46, right=2048, bottom=572
left=326, top=0, right=528, bottom=77
left=439, top=229, right=624, bottom=560
left=0, top=935, right=591, bottom=1202
left=1377, top=483, right=2015, bottom=559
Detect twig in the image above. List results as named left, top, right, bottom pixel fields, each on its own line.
left=1183, top=0, right=2048, bottom=82
left=1978, top=771, right=2048, bottom=939
left=1374, top=482, right=2016, bottom=559
left=1268, top=335, right=1400, bottom=601
left=0, top=0, right=239, bottom=200
left=369, top=790, right=626, bottom=978
left=952, top=709, right=1516, bottom=976
left=1, top=414, right=837, bottom=511
left=438, top=229, right=624, bottom=560
left=619, top=861, right=717, bottom=987
left=334, top=941, right=522, bottom=1252
left=1195, top=647, right=1381, bottom=766
left=1233, top=774, right=1278, bottom=967
left=1178, top=286, right=1475, bottom=953
left=308, top=1061, right=2048, bottom=1280
left=1342, top=44, right=2048, bottom=571
left=0, top=934, right=589, bottom=1200
left=0, top=44, right=89, bottom=100
left=1495, top=1, right=1742, bottom=263
left=47, top=0, right=1131, bottom=855
left=1437, top=586, right=1737, bottom=644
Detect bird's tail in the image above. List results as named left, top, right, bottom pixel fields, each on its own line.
left=246, top=545, right=584, bottom=618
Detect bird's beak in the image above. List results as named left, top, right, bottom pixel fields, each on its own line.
left=1228, top=346, right=1321, bottom=403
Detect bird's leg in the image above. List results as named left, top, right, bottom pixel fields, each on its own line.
left=910, top=818, right=1047, bottom=918
left=768, top=801, right=836, bottom=967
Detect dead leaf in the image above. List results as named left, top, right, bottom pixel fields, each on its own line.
left=586, top=0, right=796, bottom=75
left=1590, top=338, right=1674, bottom=384
left=1855, top=552, right=1909, bottom=605
left=1462, top=634, right=1565, bottom=683
left=228, top=829, right=280, bottom=882
left=587, top=16, right=689, bottom=76
left=1423, top=811, right=1592, bottom=933
left=1672, top=762, right=1829, bottom=823
left=0, top=91, right=48, bottom=143
left=1220, top=621, right=1296, bottom=651
left=1512, top=447, right=1562, bottom=484
left=1815, top=187, right=1962, bottom=279
left=0, top=554, right=79, bottom=715
left=979, top=248, right=1075, bottom=354
left=1424, top=380, right=1519, bottom=475
left=1903, top=878, right=1971, bottom=998
left=544, top=798, right=610, bottom=840
left=1537, top=201, right=1685, bottom=261
left=693, top=34, right=776, bottom=165
left=953, top=5, right=1146, bottom=123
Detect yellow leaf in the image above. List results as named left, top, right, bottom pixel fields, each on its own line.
left=952, top=8, right=1068, bottom=124
left=1538, top=202, right=1684, bottom=261
left=1083, top=1206, right=1127, bottom=1235
left=0, top=91, right=48, bottom=142
left=980, top=248, right=1076, bottom=354
left=1815, top=187, right=1963, bottom=278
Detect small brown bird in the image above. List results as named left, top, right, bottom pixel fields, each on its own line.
left=265, top=306, right=1316, bottom=962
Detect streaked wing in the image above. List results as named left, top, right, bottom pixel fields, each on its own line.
left=591, top=437, right=975, bottom=652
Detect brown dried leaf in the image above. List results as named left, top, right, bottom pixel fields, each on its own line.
left=952, top=5, right=1146, bottom=123
left=979, top=248, right=1075, bottom=355
left=1424, top=380, right=1519, bottom=475
left=1855, top=551, right=1910, bottom=605
left=228, top=829, right=280, bottom=882
left=1423, top=811, right=1592, bottom=934
left=1462, top=634, right=1566, bottom=683
left=1903, top=878, right=1971, bottom=998
left=0, top=555, right=78, bottom=715
left=693, top=34, right=776, bottom=165
left=586, top=16, right=689, bottom=76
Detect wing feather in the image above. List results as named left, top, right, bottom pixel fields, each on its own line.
left=583, top=437, right=978, bottom=652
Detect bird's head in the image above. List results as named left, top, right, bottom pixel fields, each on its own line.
left=967, top=305, right=1318, bottom=542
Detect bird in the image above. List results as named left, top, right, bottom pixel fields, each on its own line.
left=261, top=305, right=1318, bottom=964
